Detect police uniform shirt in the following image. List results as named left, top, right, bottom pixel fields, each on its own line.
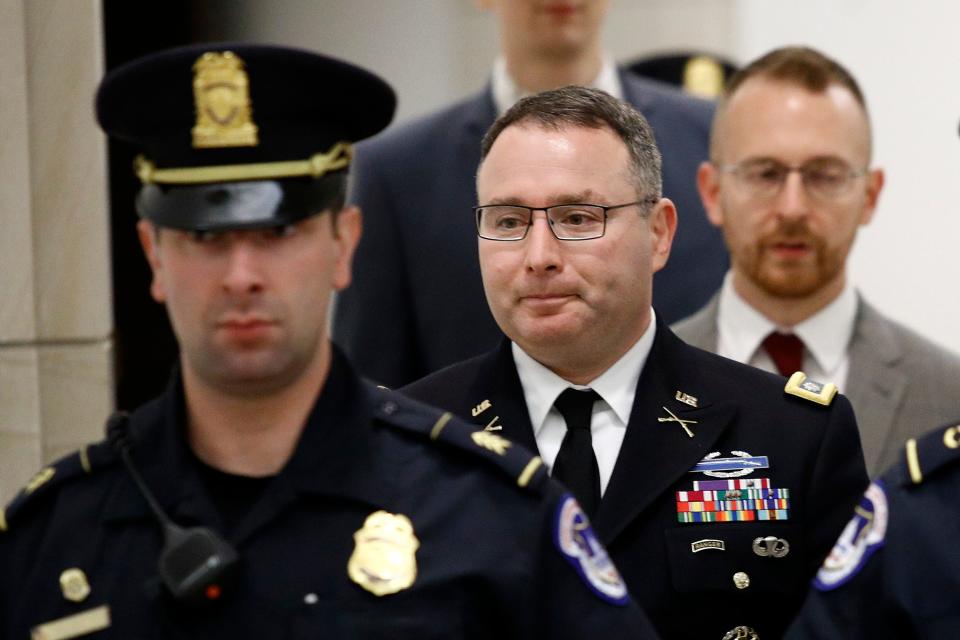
left=0, top=347, right=659, bottom=639
left=717, top=272, right=857, bottom=389
left=785, top=422, right=960, bottom=639
left=490, top=54, right=624, bottom=115
left=513, top=310, right=656, bottom=494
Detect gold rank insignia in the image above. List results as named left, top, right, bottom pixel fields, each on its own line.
left=683, top=55, right=725, bottom=99
left=191, top=51, right=259, bottom=148
left=25, top=467, right=56, bottom=494
left=60, top=568, right=91, bottom=603
left=471, top=430, right=512, bottom=455
left=784, top=372, right=838, bottom=406
left=348, top=511, right=419, bottom=596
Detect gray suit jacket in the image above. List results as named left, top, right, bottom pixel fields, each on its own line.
left=673, top=294, right=960, bottom=475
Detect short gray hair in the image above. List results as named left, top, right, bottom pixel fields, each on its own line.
left=480, top=86, right=662, bottom=199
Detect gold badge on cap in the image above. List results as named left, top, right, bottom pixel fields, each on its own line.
left=348, top=511, right=419, bottom=596
left=683, top=55, right=725, bottom=99
left=60, top=568, right=91, bottom=603
left=192, top=51, right=259, bottom=149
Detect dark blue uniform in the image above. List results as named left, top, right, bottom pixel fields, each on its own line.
left=786, top=421, right=960, bottom=639
left=0, top=349, right=658, bottom=639
left=402, top=321, right=869, bottom=639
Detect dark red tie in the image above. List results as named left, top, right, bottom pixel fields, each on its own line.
left=762, top=332, right=804, bottom=377
left=552, top=388, right=601, bottom=517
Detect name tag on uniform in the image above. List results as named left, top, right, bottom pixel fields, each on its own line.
left=31, top=605, right=111, bottom=640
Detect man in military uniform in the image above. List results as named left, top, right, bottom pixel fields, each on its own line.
left=0, top=44, right=658, bottom=639
left=402, top=85, right=869, bottom=639
left=786, top=420, right=960, bottom=638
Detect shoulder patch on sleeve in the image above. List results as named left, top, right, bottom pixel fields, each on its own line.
left=554, top=494, right=629, bottom=605
left=373, top=387, right=548, bottom=491
left=1, top=441, right=114, bottom=533
left=900, top=422, right=960, bottom=486
left=784, top=372, right=838, bottom=406
left=814, top=480, right=888, bottom=590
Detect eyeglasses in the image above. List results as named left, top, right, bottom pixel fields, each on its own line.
left=716, top=158, right=868, bottom=201
left=474, top=200, right=657, bottom=241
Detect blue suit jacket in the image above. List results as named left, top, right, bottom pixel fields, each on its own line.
left=334, top=71, right=727, bottom=387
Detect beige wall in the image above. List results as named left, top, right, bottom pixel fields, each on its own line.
left=0, top=0, right=113, bottom=502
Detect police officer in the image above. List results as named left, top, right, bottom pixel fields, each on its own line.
left=786, top=421, right=960, bottom=639
left=0, top=44, right=658, bottom=639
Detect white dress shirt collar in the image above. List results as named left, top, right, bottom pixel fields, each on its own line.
left=717, top=272, right=858, bottom=375
left=491, top=54, right=623, bottom=116
left=512, top=310, right=657, bottom=437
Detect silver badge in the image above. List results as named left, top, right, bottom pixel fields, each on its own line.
left=753, top=535, right=790, bottom=558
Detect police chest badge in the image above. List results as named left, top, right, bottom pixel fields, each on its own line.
left=814, top=481, right=888, bottom=590
left=554, top=495, right=628, bottom=605
left=348, top=511, right=419, bottom=596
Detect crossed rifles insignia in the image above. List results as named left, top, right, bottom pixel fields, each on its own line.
left=659, top=406, right=698, bottom=438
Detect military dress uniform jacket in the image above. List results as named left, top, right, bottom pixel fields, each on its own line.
left=402, top=321, right=869, bottom=639
left=0, top=349, right=658, bottom=639
left=334, top=71, right=727, bottom=388
left=673, top=294, right=960, bottom=475
left=786, top=421, right=960, bottom=639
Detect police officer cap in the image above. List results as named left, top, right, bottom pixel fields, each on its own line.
left=96, top=43, right=395, bottom=231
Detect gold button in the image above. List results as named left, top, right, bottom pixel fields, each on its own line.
left=733, top=571, right=750, bottom=590
left=60, top=568, right=91, bottom=602
left=723, top=626, right=759, bottom=640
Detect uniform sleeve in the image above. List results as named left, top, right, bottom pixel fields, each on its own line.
left=804, top=395, right=870, bottom=575
left=333, top=142, right=421, bottom=388
left=785, top=483, right=912, bottom=640
left=526, top=490, right=661, bottom=640
left=785, top=556, right=901, bottom=639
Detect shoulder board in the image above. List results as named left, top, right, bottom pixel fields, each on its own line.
left=1, top=440, right=116, bottom=533
left=897, top=421, right=960, bottom=487
left=784, top=372, right=838, bottom=406
left=373, top=389, right=548, bottom=492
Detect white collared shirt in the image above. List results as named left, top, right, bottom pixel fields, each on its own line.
left=512, top=311, right=657, bottom=495
left=716, top=272, right=857, bottom=390
left=490, top=54, right=623, bottom=116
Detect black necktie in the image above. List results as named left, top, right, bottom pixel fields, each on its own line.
left=762, top=331, right=805, bottom=377
left=552, top=388, right=601, bottom=517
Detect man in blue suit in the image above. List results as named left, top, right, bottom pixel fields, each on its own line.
left=334, top=0, right=727, bottom=388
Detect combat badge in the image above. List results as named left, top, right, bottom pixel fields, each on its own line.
left=348, top=511, right=419, bottom=596
left=554, top=495, right=628, bottom=605
left=690, top=451, right=769, bottom=478
left=815, top=481, right=888, bottom=590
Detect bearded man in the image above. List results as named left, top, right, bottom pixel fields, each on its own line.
left=673, top=46, right=960, bottom=475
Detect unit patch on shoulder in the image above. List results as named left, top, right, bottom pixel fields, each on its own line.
left=553, top=495, right=628, bottom=605
left=784, top=372, right=838, bottom=406
left=814, top=481, right=888, bottom=590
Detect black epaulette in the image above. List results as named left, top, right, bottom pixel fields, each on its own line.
left=897, top=421, right=960, bottom=487
left=784, top=372, right=838, bottom=406
left=1, top=439, right=116, bottom=533
left=372, top=389, right=549, bottom=492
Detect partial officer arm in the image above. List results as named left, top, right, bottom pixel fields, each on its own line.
left=803, top=395, right=869, bottom=576
left=333, top=141, right=421, bottom=388
left=527, top=488, right=661, bottom=640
